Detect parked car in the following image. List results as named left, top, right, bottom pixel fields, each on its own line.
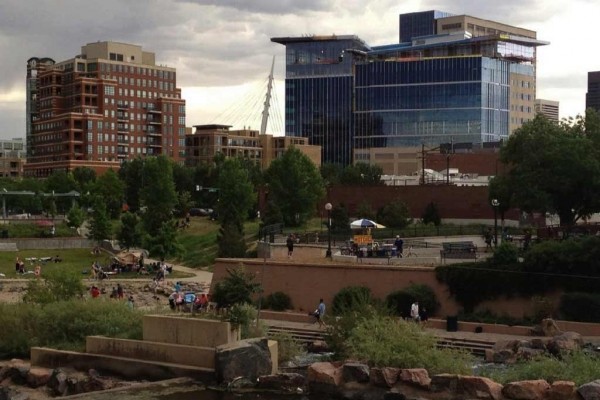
left=189, top=208, right=212, bottom=217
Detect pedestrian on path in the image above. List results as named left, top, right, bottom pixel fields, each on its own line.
left=286, top=234, right=294, bottom=259
left=312, top=298, right=326, bottom=328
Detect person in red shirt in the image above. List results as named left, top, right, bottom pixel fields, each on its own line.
left=90, top=286, right=100, bottom=298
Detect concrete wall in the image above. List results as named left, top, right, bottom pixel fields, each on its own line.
left=0, top=237, right=94, bottom=250
left=86, top=336, right=216, bottom=369
left=212, top=259, right=547, bottom=319
left=143, top=315, right=240, bottom=348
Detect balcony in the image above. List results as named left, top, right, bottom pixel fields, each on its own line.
left=146, top=128, right=162, bottom=137
left=116, top=103, right=129, bottom=110
left=117, top=125, right=128, bottom=133
left=147, top=119, right=162, bottom=125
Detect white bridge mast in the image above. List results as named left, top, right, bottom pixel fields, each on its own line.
left=260, top=56, right=275, bottom=136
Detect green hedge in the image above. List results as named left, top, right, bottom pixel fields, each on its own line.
left=263, top=291, right=293, bottom=311
left=331, top=286, right=373, bottom=315
left=559, top=292, right=600, bottom=323
left=385, top=284, right=439, bottom=318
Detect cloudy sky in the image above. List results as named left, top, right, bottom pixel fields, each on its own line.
left=0, top=0, right=598, bottom=139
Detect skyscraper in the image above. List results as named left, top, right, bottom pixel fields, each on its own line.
left=25, top=41, right=186, bottom=177
left=534, top=99, right=559, bottom=122
left=586, top=71, right=600, bottom=114
left=273, top=11, right=547, bottom=166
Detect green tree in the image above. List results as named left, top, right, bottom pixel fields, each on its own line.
left=499, top=113, right=600, bottom=226
left=72, top=167, right=97, bottom=193
left=320, top=163, right=344, bottom=186
left=422, top=202, right=441, bottom=226
left=118, top=158, right=144, bottom=212
left=140, top=156, right=177, bottom=236
left=91, top=169, right=125, bottom=219
left=217, top=221, right=248, bottom=258
left=66, top=206, right=85, bottom=229
left=216, top=158, right=255, bottom=229
left=264, top=147, right=325, bottom=227
left=143, top=220, right=182, bottom=259
left=355, top=200, right=376, bottom=220
left=331, top=204, right=351, bottom=235
left=87, top=198, right=112, bottom=244
left=340, top=163, right=383, bottom=185
left=23, top=270, right=85, bottom=304
left=117, top=212, right=142, bottom=250
left=378, top=199, right=411, bottom=229
left=211, top=266, right=261, bottom=308
left=176, top=191, right=194, bottom=218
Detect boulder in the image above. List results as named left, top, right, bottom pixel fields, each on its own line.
left=578, top=379, right=600, bottom=400
left=215, top=338, right=273, bottom=383
left=307, top=362, right=342, bottom=395
left=547, top=332, right=583, bottom=356
left=1, top=360, right=29, bottom=385
left=309, top=340, right=330, bottom=353
left=493, top=349, right=516, bottom=364
left=430, top=374, right=459, bottom=393
left=548, top=381, right=576, bottom=400
left=458, top=376, right=503, bottom=400
left=516, top=347, right=545, bottom=361
left=48, top=369, right=69, bottom=396
left=398, top=369, right=431, bottom=389
left=493, top=340, right=521, bottom=352
left=256, top=373, right=305, bottom=392
left=342, top=363, right=370, bottom=383
left=26, top=366, right=52, bottom=388
left=0, top=387, right=29, bottom=400
left=529, top=338, right=547, bottom=350
left=502, top=380, right=550, bottom=399
left=541, top=318, right=562, bottom=337
left=370, top=367, right=399, bottom=388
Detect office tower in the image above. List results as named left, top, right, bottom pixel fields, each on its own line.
left=534, top=99, right=559, bottom=122
left=586, top=71, right=600, bottom=114
left=25, top=41, right=186, bottom=177
left=273, top=11, right=547, bottom=166
left=26, top=57, right=56, bottom=158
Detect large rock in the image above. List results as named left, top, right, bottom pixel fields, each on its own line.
left=215, top=338, right=273, bottom=384
left=26, top=366, right=52, bottom=388
left=0, top=387, right=29, bottom=400
left=492, top=349, right=516, bottom=364
left=308, top=340, right=330, bottom=353
left=516, top=347, right=545, bottom=361
left=430, top=374, right=459, bottom=393
left=1, top=360, right=30, bottom=385
left=459, top=376, right=503, bottom=400
left=578, top=379, right=600, bottom=400
left=370, top=367, right=399, bottom=388
left=541, top=318, right=562, bottom=337
left=398, top=368, right=431, bottom=389
left=343, top=363, right=370, bottom=383
left=256, top=373, right=305, bottom=392
left=503, top=380, right=551, bottom=399
left=307, top=362, right=342, bottom=395
left=548, top=381, right=576, bottom=400
left=48, top=369, right=69, bottom=396
left=547, top=332, right=583, bottom=356
left=493, top=340, right=521, bottom=352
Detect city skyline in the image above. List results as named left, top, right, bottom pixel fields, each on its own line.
left=1, top=0, right=599, bottom=140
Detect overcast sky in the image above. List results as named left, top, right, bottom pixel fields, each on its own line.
left=0, top=0, right=598, bottom=139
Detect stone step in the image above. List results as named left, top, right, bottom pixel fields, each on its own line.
left=31, top=347, right=215, bottom=383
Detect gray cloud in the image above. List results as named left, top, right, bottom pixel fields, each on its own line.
left=175, top=0, right=331, bottom=14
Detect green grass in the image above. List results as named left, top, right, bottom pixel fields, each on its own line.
left=1, top=248, right=192, bottom=280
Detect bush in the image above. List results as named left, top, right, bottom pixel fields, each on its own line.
left=480, top=351, right=600, bottom=386
left=341, top=312, right=472, bottom=374
left=331, top=286, right=373, bottom=315
left=23, top=270, right=85, bottom=304
left=227, top=303, right=259, bottom=339
left=422, top=202, right=441, bottom=226
left=386, top=284, right=439, bottom=318
left=0, top=300, right=144, bottom=358
left=263, top=291, right=292, bottom=311
left=271, top=332, right=305, bottom=364
left=559, top=292, right=600, bottom=323
left=491, top=242, right=519, bottom=265
left=211, top=265, right=261, bottom=308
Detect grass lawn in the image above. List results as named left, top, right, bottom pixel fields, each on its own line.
left=1, top=248, right=193, bottom=280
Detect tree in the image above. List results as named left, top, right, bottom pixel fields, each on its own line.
left=422, top=202, right=441, bottom=226
left=378, top=199, right=411, bottom=229
left=264, top=148, right=325, bottom=227
left=339, top=163, right=383, bottom=185
left=117, top=212, right=141, bottom=250
left=143, top=220, right=182, bottom=259
left=87, top=198, right=112, bottom=244
left=211, top=266, right=262, bottom=308
left=498, top=113, right=600, bottom=226
left=118, top=158, right=144, bottom=212
left=92, top=169, right=125, bottom=219
left=72, top=167, right=97, bottom=193
left=355, top=200, right=376, bottom=220
left=218, top=221, right=248, bottom=258
left=331, top=204, right=351, bottom=235
left=140, top=156, right=177, bottom=236
left=66, top=206, right=85, bottom=229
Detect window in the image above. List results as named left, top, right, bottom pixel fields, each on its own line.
left=104, top=86, right=115, bottom=96
left=178, top=116, right=185, bottom=125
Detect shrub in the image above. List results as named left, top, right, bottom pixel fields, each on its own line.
left=422, top=202, right=441, bottom=226
left=491, top=242, right=519, bottom=266
left=271, top=332, right=305, bottom=364
left=227, top=302, right=259, bottom=339
left=264, top=291, right=292, bottom=311
left=342, top=312, right=472, bottom=374
left=480, top=351, right=600, bottom=386
left=386, top=284, right=439, bottom=318
left=211, top=265, right=261, bottom=308
left=0, top=300, right=144, bottom=358
left=331, top=286, right=373, bottom=315
left=23, top=270, right=85, bottom=304
left=559, top=292, right=600, bottom=323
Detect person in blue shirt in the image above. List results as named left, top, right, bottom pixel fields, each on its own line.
left=315, top=299, right=326, bottom=328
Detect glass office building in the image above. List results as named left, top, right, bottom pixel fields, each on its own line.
left=272, top=36, right=369, bottom=165
left=272, top=11, right=546, bottom=166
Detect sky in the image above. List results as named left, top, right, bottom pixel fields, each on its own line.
left=0, top=0, right=599, bottom=139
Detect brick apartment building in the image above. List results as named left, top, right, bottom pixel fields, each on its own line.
left=25, top=41, right=186, bottom=177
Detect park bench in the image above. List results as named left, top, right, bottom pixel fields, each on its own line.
left=440, top=241, right=478, bottom=263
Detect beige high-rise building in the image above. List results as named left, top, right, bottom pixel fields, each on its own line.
left=534, top=99, right=559, bottom=123
left=25, top=41, right=186, bottom=177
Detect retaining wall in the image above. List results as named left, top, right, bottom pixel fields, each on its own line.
left=143, top=315, right=240, bottom=348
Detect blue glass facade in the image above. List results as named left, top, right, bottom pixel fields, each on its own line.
left=399, top=10, right=454, bottom=42
left=279, top=37, right=369, bottom=165
left=354, top=57, right=511, bottom=147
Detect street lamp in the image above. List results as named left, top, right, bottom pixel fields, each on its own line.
left=491, top=199, right=500, bottom=247
left=325, top=203, right=332, bottom=258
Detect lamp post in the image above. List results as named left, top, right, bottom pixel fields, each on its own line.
left=325, top=203, right=332, bottom=258
left=491, top=199, right=500, bottom=247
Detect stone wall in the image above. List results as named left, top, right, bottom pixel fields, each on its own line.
left=143, top=315, right=240, bottom=348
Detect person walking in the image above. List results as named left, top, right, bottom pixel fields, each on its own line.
left=410, top=301, right=420, bottom=322
left=286, top=234, right=294, bottom=259
left=394, top=235, right=404, bottom=258
left=314, top=298, right=326, bottom=328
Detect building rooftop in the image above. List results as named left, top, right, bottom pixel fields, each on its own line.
left=271, top=34, right=370, bottom=48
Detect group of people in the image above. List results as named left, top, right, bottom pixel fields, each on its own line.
left=409, top=301, right=429, bottom=325
left=90, top=283, right=135, bottom=308
left=167, top=281, right=211, bottom=312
